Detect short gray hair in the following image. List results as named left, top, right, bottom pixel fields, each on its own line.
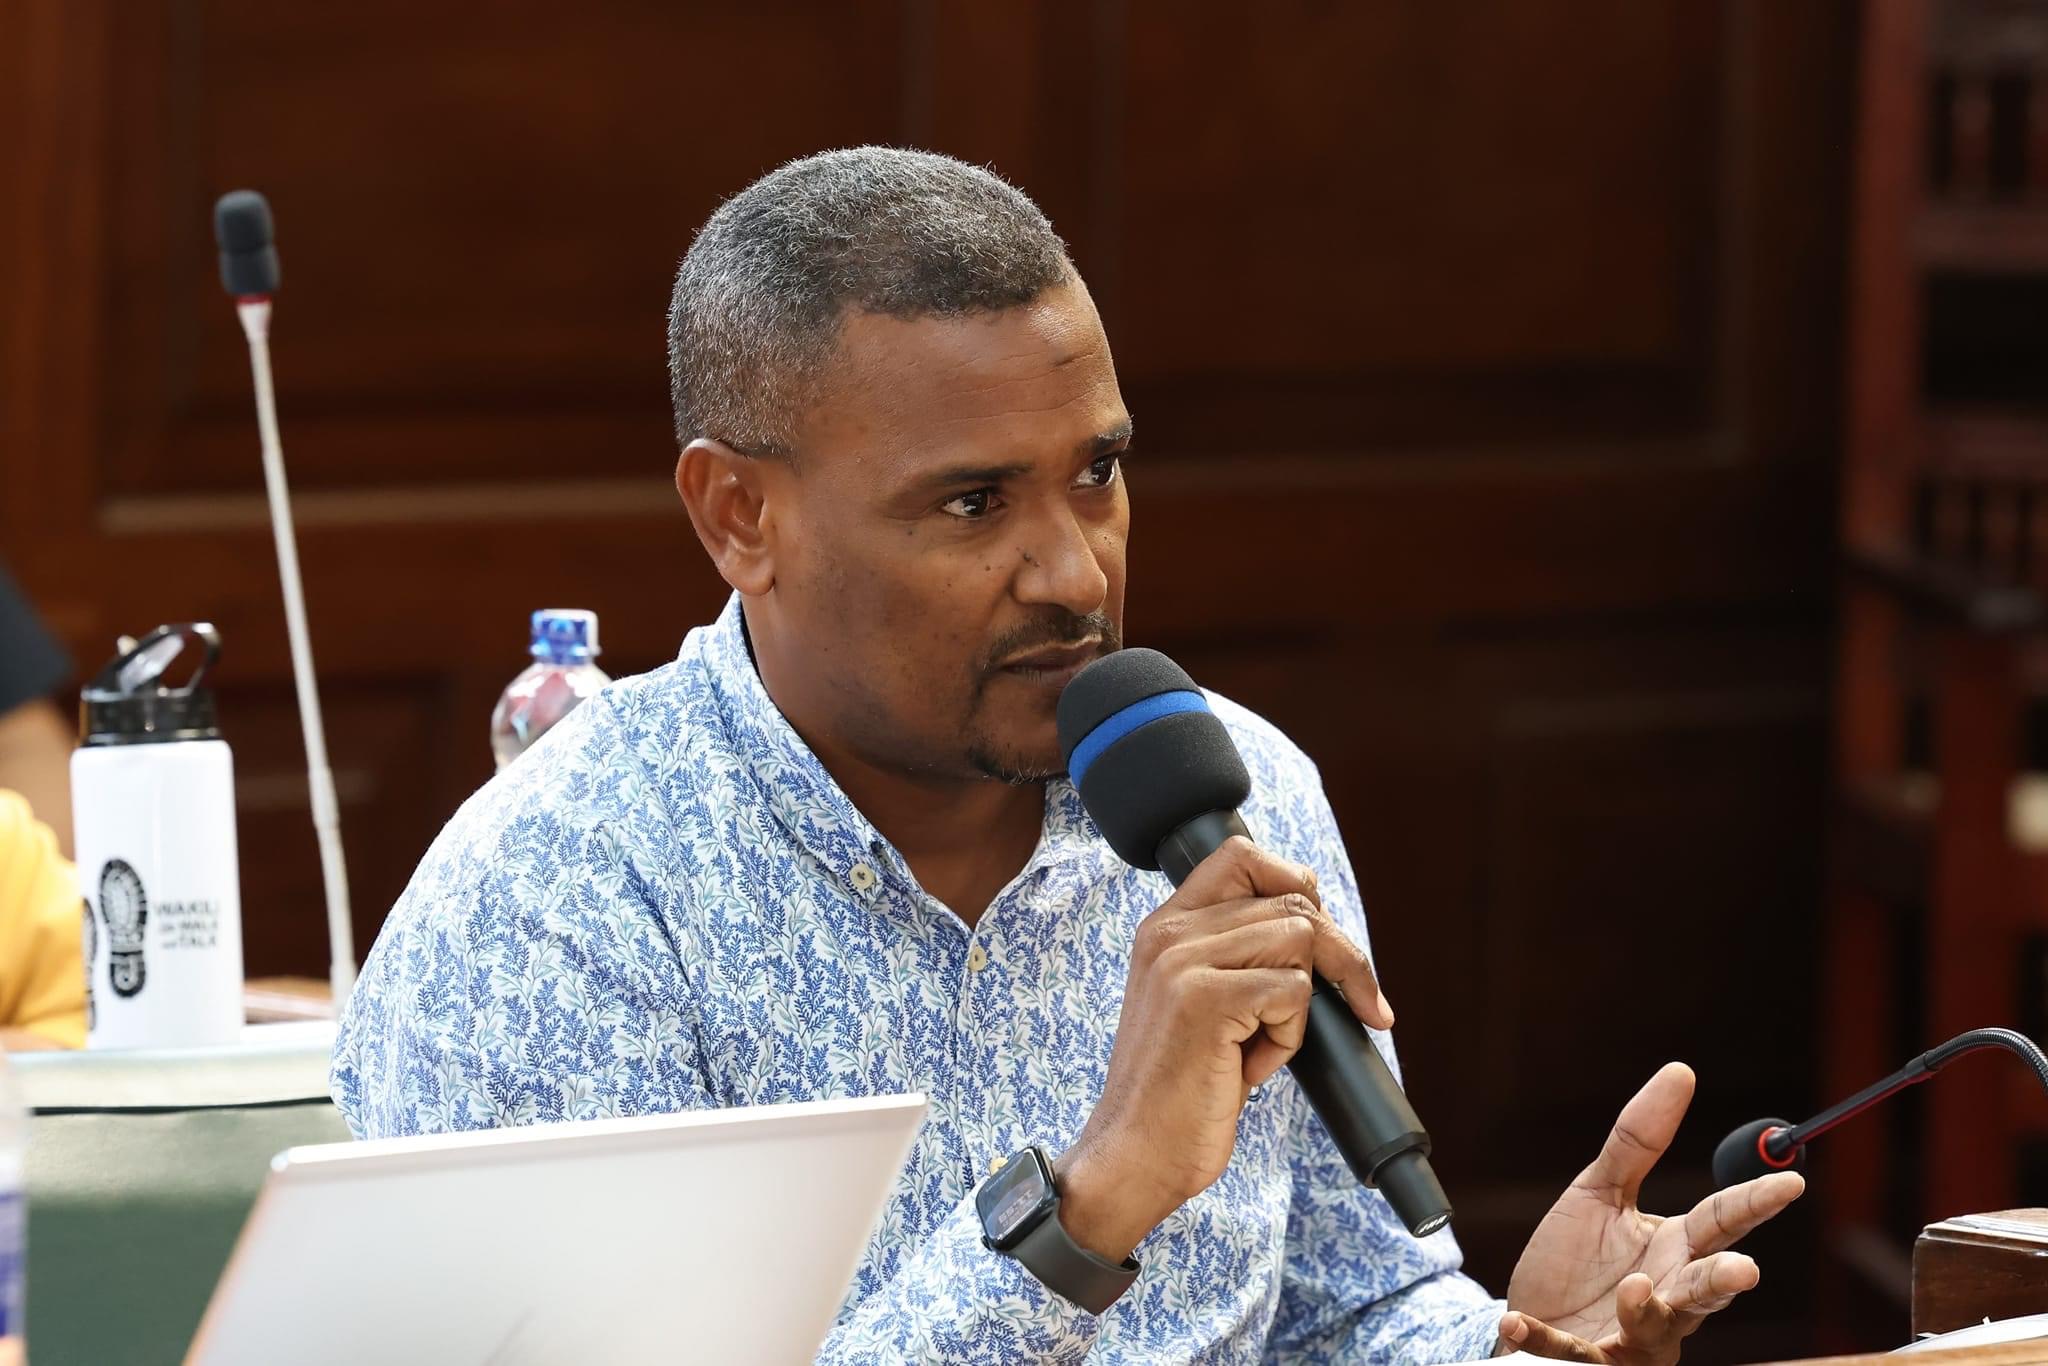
left=667, top=146, right=1072, bottom=456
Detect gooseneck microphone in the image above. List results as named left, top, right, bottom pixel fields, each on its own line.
left=1712, top=1026, right=2048, bottom=1187
left=1057, top=648, right=1453, bottom=1238
left=212, top=190, right=358, bottom=1003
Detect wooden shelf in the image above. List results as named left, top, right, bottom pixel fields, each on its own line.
left=1835, top=774, right=1934, bottom=906
left=1846, top=543, right=2047, bottom=630
left=1918, top=203, right=2048, bottom=272
left=1833, top=770, right=2048, bottom=907
left=1925, top=409, right=2048, bottom=480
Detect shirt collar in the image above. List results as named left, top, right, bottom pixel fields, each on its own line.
left=691, top=594, right=1115, bottom=903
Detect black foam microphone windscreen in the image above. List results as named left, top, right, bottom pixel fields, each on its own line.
left=1057, top=648, right=1250, bottom=869
left=214, top=190, right=280, bottom=297
left=1712, top=1117, right=1801, bottom=1187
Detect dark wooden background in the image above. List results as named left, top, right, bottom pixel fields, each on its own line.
left=1, top=1, right=1859, bottom=1354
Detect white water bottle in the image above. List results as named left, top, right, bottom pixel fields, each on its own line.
left=72, top=624, right=245, bottom=1050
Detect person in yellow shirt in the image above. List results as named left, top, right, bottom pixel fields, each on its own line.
left=0, top=789, right=84, bottom=1048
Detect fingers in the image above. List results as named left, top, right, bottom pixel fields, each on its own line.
left=1613, top=1273, right=1686, bottom=1357
left=1662, top=1251, right=1760, bottom=1318
left=1299, top=903, right=1392, bottom=1029
left=1190, top=907, right=1318, bottom=970
left=1574, top=1062, right=1695, bottom=1206
left=1205, top=967, right=1313, bottom=1087
left=1148, top=837, right=1393, bottom=1030
left=1174, top=836, right=1320, bottom=906
left=1496, top=1312, right=1609, bottom=1363
left=1501, top=1261, right=1760, bottom=1366
left=1164, top=839, right=1393, bottom=1030
left=1678, top=1170, right=1804, bottom=1258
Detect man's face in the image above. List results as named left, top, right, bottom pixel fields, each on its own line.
left=756, top=278, right=1130, bottom=784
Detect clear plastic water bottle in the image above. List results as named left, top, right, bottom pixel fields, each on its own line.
left=0, top=1049, right=26, bottom=1361
left=489, top=609, right=610, bottom=770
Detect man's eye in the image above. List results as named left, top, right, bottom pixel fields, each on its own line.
left=1076, top=454, right=1121, bottom=489
left=941, top=489, right=999, bottom=519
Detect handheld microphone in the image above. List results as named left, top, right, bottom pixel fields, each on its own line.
left=1712, top=1027, right=2048, bottom=1187
left=212, top=190, right=359, bottom=1003
left=1057, top=648, right=1453, bottom=1238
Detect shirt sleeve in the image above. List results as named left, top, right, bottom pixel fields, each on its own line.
left=1268, top=1082, right=1502, bottom=1364
left=817, top=1200, right=1105, bottom=1363
left=0, top=789, right=85, bottom=1047
left=331, top=757, right=712, bottom=1137
left=0, top=562, right=69, bottom=715
left=1261, top=756, right=1505, bottom=1365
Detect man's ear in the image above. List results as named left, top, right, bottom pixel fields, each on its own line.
left=676, top=439, right=779, bottom=596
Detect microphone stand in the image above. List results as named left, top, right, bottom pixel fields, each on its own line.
left=233, top=297, right=357, bottom=1004
left=1753, top=1028, right=2048, bottom=1170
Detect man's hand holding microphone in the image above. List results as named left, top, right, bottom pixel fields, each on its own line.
left=1055, top=838, right=1386, bottom=1263
left=1050, top=648, right=1802, bottom=1363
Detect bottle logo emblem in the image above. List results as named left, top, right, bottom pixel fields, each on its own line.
left=99, top=859, right=148, bottom=999
left=81, top=898, right=97, bottom=1028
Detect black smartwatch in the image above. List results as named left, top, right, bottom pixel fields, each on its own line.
left=976, top=1145, right=1139, bottom=1314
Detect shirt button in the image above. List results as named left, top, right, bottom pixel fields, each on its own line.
left=966, top=943, right=990, bottom=972
left=848, top=862, right=877, bottom=893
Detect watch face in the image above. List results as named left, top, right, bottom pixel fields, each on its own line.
left=977, top=1150, right=1057, bottom=1250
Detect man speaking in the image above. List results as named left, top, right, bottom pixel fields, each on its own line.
left=333, top=148, right=1801, bottom=1362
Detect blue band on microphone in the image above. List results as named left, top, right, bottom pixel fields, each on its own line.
left=1066, top=689, right=1209, bottom=787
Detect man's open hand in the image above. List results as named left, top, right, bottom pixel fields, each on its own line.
left=1495, top=1062, right=1804, bottom=1364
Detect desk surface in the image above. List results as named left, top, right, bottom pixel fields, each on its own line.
left=241, top=975, right=334, bottom=1023
left=1759, top=1343, right=2048, bottom=1366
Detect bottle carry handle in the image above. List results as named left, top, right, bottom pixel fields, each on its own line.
left=88, top=623, right=222, bottom=699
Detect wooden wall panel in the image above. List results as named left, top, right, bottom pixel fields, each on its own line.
left=1118, top=4, right=1715, bottom=373
left=1111, top=1, right=1721, bottom=454
left=102, top=2, right=909, bottom=498
left=3, top=1, right=1855, bottom=1354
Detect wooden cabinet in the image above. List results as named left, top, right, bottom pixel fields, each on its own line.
left=1826, top=5, right=2048, bottom=1291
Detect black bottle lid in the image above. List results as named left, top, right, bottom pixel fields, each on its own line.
left=79, top=623, right=223, bottom=746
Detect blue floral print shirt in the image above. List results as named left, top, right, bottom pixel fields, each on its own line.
left=332, top=595, right=1505, bottom=1363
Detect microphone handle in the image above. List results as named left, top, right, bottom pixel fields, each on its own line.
left=1155, top=811, right=1453, bottom=1237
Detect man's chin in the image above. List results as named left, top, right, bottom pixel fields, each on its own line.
left=964, top=693, right=1066, bottom=784
left=967, top=747, right=1062, bottom=786
left=965, top=719, right=1063, bottom=786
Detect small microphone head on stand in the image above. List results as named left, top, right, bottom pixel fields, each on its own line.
left=214, top=190, right=280, bottom=298
left=1712, top=1117, right=1803, bottom=1187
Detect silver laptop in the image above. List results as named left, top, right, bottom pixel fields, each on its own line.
left=186, top=1093, right=928, bottom=1366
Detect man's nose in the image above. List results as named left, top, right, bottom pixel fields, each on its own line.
left=1014, top=508, right=1109, bottom=617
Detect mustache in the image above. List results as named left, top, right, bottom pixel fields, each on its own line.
left=978, top=611, right=1122, bottom=675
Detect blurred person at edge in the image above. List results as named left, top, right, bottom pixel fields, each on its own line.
left=334, top=149, right=1800, bottom=1365
left=0, top=563, right=73, bottom=858
left=0, top=561, right=86, bottom=1049
left=0, top=792, right=84, bottom=1049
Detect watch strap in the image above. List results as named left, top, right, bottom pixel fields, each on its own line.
left=1010, top=1202, right=1140, bottom=1315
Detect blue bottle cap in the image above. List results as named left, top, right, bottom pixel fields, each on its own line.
left=530, top=609, right=600, bottom=665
